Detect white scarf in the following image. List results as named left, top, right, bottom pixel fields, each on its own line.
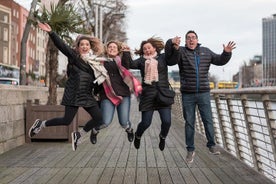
left=81, top=50, right=108, bottom=84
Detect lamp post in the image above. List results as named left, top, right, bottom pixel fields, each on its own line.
left=94, top=3, right=125, bottom=42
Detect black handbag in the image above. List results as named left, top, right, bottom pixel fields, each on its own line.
left=157, top=85, right=176, bottom=106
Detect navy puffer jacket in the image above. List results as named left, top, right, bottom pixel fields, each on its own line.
left=166, top=39, right=232, bottom=93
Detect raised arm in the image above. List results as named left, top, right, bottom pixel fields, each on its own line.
left=38, top=22, right=74, bottom=58
left=165, top=37, right=181, bottom=66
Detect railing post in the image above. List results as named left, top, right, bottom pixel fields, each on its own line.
left=240, top=94, right=259, bottom=171
left=214, top=94, right=227, bottom=148
left=261, top=94, right=276, bottom=165
left=226, top=94, right=242, bottom=159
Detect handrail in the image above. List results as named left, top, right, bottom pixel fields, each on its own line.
left=172, top=87, right=276, bottom=182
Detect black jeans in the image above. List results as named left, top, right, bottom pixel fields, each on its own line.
left=136, top=108, right=171, bottom=138
left=45, top=105, right=103, bottom=132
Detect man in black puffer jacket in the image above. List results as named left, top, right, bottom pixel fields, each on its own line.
left=166, top=30, right=236, bottom=163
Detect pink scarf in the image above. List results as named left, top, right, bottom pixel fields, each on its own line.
left=144, top=52, right=159, bottom=85
left=103, top=56, right=142, bottom=105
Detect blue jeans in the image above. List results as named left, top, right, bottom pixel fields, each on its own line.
left=99, top=96, right=131, bottom=129
left=181, top=92, right=216, bottom=151
left=136, top=108, right=171, bottom=138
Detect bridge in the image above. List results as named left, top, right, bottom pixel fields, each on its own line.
left=0, top=87, right=275, bottom=183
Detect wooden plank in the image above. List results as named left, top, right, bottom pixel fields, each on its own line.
left=46, top=168, right=71, bottom=184
left=147, top=168, right=161, bottom=184
left=158, top=167, right=173, bottom=184
left=180, top=168, right=198, bottom=184
left=168, top=167, right=186, bottom=184
left=136, top=167, right=147, bottom=184
left=85, top=167, right=105, bottom=184
left=200, top=168, right=223, bottom=184
left=123, top=167, right=135, bottom=184
left=97, top=167, right=114, bottom=184
left=59, top=167, right=83, bottom=184
left=110, top=167, right=125, bottom=184
left=72, top=168, right=93, bottom=184
left=0, top=167, right=27, bottom=183
left=6, top=168, right=40, bottom=184
left=190, top=168, right=211, bottom=184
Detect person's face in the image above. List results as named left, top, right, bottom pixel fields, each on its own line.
left=142, top=42, right=156, bottom=56
left=185, top=33, right=198, bottom=50
left=78, top=39, right=91, bottom=55
left=106, top=42, right=119, bottom=58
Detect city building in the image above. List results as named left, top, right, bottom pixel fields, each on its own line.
left=262, top=14, right=276, bottom=86
left=0, top=0, right=53, bottom=85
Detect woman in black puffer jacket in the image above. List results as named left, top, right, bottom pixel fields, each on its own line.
left=122, top=37, right=179, bottom=151
left=28, top=23, right=105, bottom=151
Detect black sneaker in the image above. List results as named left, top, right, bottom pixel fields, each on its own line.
left=134, top=133, right=141, bottom=149
left=90, top=129, right=99, bottom=144
left=126, top=128, right=134, bottom=142
left=71, top=131, right=81, bottom=151
left=29, top=119, right=43, bottom=137
left=159, top=135, right=166, bottom=151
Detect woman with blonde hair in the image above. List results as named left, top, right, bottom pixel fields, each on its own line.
left=90, top=40, right=142, bottom=144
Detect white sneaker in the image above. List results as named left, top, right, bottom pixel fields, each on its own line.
left=29, top=119, right=43, bottom=137
left=71, top=132, right=81, bottom=151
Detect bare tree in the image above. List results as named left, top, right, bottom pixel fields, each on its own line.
left=75, top=0, right=127, bottom=43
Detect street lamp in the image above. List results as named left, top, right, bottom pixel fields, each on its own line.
left=94, top=4, right=125, bottom=42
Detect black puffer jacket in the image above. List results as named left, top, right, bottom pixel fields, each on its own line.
left=166, top=39, right=232, bottom=93
left=122, top=51, right=178, bottom=111
left=49, top=32, right=98, bottom=107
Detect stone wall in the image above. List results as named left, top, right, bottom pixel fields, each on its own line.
left=0, top=84, right=64, bottom=154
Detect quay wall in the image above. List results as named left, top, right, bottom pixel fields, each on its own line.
left=0, top=85, right=63, bottom=154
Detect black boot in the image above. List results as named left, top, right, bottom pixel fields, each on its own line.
left=126, top=128, right=134, bottom=142
left=159, top=135, right=166, bottom=151
left=90, top=128, right=99, bottom=144
left=134, top=133, right=141, bottom=149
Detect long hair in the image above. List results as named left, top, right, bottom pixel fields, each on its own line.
left=74, top=35, right=104, bottom=56
left=134, top=37, right=164, bottom=56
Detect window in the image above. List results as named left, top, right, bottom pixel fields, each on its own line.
left=3, top=28, right=8, bottom=41
left=3, top=47, right=8, bottom=64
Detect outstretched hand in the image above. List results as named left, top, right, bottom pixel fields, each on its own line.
left=172, top=36, right=181, bottom=50
left=223, top=41, right=236, bottom=53
left=38, top=22, right=52, bottom=32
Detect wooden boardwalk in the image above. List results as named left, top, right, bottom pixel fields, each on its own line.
left=0, top=99, right=274, bottom=184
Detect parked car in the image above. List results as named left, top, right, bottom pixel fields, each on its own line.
left=0, top=78, right=19, bottom=85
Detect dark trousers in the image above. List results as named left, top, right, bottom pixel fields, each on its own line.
left=136, top=108, right=171, bottom=138
left=45, top=105, right=103, bottom=132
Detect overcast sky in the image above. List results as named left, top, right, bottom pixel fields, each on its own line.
left=16, top=0, right=276, bottom=81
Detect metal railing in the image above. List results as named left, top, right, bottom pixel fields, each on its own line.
left=172, top=87, right=276, bottom=182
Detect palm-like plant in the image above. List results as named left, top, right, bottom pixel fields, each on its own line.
left=34, top=2, right=89, bottom=105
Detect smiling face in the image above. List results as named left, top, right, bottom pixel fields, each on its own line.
left=106, top=42, right=119, bottom=58
left=142, top=42, right=156, bottom=56
left=78, top=39, right=91, bottom=55
left=185, top=32, right=198, bottom=50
